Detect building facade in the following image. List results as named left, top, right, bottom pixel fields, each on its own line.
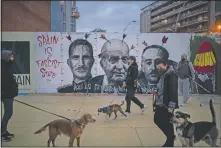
left=51, top=1, right=63, bottom=32
left=140, top=1, right=220, bottom=33
left=51, top=1, right=77, bottom=32
left=2, top=1, right=51, bottom=31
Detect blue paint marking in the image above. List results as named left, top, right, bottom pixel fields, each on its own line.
left=18, top=93, right=28, bottom=96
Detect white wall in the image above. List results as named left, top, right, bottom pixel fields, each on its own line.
left=2, top=32, right=36, bottom=93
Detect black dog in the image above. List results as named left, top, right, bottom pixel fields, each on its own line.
left=171, top=99, right=219, bottom=147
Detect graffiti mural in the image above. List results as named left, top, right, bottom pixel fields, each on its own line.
left=1, top=41, right=31, bottom=90
left=190, top=34, right=220, bottom=94
left=35, top=33, right=191, bottom=93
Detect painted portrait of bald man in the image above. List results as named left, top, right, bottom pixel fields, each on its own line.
left=138, top=45, right=178, bottom=93
left=89, top=39, right=130, bottom=93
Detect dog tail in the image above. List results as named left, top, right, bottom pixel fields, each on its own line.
left=209, top=99, right=216, bottom=125
left=120, top=101, right=125, bottom=106
left=34, top=123, right=50, bottom=134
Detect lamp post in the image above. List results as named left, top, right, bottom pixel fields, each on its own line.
left=123, top=20, right=136, bottom=34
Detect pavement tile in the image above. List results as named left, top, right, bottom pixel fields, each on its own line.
left=1, top=95, right=220, bottom=147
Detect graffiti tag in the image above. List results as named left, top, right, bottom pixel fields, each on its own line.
left=36, top=33, right=61, bottom=83
left=37, top=34, right=59, bottom=47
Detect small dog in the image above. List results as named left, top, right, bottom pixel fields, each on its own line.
left=171, top=99, right=219, bottom=147
left=34, top=113, right=96, bottom=147
left=98, top=101, right=127, bottom=119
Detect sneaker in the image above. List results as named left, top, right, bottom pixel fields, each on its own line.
left=179, top=104, right=184, bottom=107
left=141, top=105, right=147, bottom=113
left=125, top=112, right=131, bottom=116
left=5, top=131, right=14, bottom=138
left=1, top=135, right=12, bottom=142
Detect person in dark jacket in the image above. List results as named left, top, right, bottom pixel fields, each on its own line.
left=153, top=58, right=179, bottom=147
left=123, top=56, right=146, bottom=115
left=1, top=50, right=18, bottom=142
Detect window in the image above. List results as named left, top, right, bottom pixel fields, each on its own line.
left=72, top=8, right=75, bottom=15
left=71, top=24, right=75, bottom=32
left=63, top=13, right=66, bottom=22
left=61, top=5, right=65, bottom=13
left=71, top=1, right=75, bottom=7
left=71, top=18, right=74, bottom=23
left=63, top=23, right=66, bottom=32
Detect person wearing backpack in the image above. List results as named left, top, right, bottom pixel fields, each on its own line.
left=177, top=53, right=195, bottom=106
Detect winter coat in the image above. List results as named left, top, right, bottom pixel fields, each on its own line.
left=125, top=62, right=139, bottom=89
left=156, top=65, right=179, bottom=109
left=1, top=50, right=18, bottom=99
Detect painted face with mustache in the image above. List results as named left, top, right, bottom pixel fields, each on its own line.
left=68, top=44, right=94, bottom=81
left=142, top=48, right=167, bottom=85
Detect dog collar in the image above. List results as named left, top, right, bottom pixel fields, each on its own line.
left=74, top=120, right=84, bottom=126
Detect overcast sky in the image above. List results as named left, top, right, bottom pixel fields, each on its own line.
left=76, top=1, right=153, bottom=33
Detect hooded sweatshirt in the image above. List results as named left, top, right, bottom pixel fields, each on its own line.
left=156, top=65, right=178, bottom=109
left=1, top=50, right=18, bottom=99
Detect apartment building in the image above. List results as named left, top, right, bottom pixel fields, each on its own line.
left=2, top=1, right=51, bottom=31
left=140, top=1, right=220, bottom=33
left=52, top=0, right=78, bottom=32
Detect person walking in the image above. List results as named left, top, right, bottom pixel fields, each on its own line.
left=123, top=56, right=146, bottom=115
left=177, top=53, right=195, bottom=106
left=1, top=50, right=18, bottom=142
left=153, top=58, right=179, bottom=147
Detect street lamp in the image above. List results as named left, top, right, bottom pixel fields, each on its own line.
left=123, top=20, right=136, bottom=34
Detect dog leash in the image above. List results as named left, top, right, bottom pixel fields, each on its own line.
left=14, top=99, right=71, bottom=121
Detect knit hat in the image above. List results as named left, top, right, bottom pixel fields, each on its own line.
left=128, top=56, right=136, bottom=61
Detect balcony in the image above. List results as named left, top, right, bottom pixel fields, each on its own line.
left=151, top=1, right=184, bottom=17
left=152, top=25, right=208, bottom=33
left=179, top=7, right=208, bottom=20
left=150, top=1, right=168, bottom=12
left=179, top=17, right=208, bottom=28
left=151, top=18, right=176, bottom=29
left=151, top=1, right=208, bottom=23
left=151, top=8, right=208, bottom=30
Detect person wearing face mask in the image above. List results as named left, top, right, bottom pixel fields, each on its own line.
left=177, top=53, right=195, bottom=106
left=153, top=58, right=178, bottom=147
left=123, top=56, right=146, bottom=115
left=1, top=50, right=18, bottom=142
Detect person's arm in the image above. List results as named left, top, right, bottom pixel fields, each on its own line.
left=168, top=74, right=178, bottom=112
left=188, top=61, right=195, bottom=80
left=131, top=66, right=138, bottom=81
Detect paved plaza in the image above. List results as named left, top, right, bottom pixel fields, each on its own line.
left=1, top=94, right=221, bottom=147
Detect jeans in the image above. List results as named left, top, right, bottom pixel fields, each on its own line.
left=1, top=99, right=14, bottom=134
left=125, top=87, right=144, bottom=112
left=178, top=78, right=190, bottom=103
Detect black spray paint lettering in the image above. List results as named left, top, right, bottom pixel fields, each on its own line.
left=73, top=83, right=91, bottom=91
left=14, top=75, right=31, bottom=86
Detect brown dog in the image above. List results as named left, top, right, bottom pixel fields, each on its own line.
left=34, top=113, right=96, bottom=147
left=98, top=101, right=127, bottom=119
